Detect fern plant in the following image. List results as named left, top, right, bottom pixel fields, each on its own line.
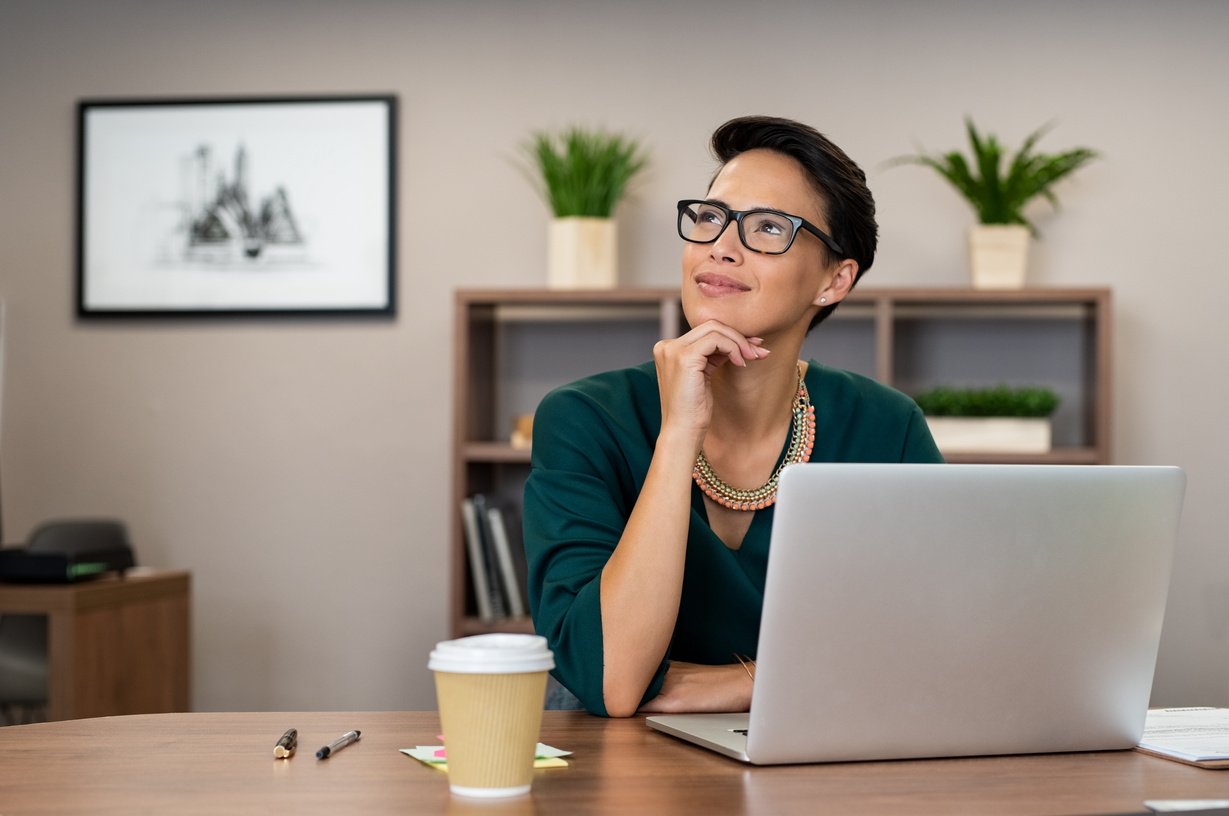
left=523, top=127, right=647, bottom=218
left=894, top=119, right=1098, bottom=233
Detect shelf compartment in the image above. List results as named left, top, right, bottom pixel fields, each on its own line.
left=452, top=287, right=1112, bottom=638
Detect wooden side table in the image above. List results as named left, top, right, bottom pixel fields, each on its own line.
left=0, top=569, right=190, bottom=720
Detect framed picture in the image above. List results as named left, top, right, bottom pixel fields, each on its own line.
left=76, top=95, right=397, bottom=317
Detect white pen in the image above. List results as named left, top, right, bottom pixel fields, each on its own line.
left=316, top=729, right=361, bottom=759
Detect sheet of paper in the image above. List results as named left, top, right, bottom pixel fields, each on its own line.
left=1140, top=708, right=1229, bottom=762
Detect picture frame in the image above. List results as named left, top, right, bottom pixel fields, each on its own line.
left=76, top=95, right=397, bottom=317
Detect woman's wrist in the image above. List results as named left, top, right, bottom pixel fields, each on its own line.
left=654, top=425, right=704, bottom=463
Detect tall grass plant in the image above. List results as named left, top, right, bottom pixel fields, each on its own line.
left=524, top=128, right=647, bottom=218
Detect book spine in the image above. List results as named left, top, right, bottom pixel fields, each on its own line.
left=486, top=505, right=526, bottom=618
left=459, top=498, right=494, bottom=622
left=470, top=494, right=507, bottom=619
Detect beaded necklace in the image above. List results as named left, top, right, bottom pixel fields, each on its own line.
left=692, top=364, right=816, bottom=512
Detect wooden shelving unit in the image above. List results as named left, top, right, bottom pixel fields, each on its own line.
left=451, top=287, right=1112, bottom=637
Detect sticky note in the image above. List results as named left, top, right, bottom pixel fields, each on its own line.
left=400, top=743, right=570, bottom=772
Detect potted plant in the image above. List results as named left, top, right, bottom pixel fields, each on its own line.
left=894, top=120, right=1098, bottom=289
left=913, top=384, right=1060, bottom=454
left=523, top=127, right=647, bottom=289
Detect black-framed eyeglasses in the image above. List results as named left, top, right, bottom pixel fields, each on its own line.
left=676, top=199, right=844, bottom=257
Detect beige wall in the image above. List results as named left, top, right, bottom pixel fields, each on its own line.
left=1, top=0, right=1226, bottom=711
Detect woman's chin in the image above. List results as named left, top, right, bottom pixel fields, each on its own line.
left=684, top=308, right=750, bottom=336
left=683, top=293, right=748, bottom=333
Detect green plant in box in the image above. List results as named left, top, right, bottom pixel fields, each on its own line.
left=913, top=385, right=1059, bottom=418
left=523, top=128, right=648, bottom=217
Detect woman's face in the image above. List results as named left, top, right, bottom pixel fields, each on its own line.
left=680, top=148, right=848, bottom=341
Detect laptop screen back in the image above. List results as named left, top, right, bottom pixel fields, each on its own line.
left=747, top=464, right=1185, bottom=765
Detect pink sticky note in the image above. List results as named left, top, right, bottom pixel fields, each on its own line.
left=433, top=747, right=447, bottom=758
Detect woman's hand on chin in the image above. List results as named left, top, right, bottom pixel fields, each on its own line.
left=653, top=320, right=769, bottom=445
left=636, top=661, right=754, bottom=714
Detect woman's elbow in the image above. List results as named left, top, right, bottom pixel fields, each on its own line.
left=603, top=679, right=649, bottom=718
left=604, top=696, right=640, bottom=718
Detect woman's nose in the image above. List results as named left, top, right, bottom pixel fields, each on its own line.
left=709, top=218, right=743, bottom=262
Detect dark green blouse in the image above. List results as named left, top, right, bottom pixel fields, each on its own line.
left=523, top=360, right=943, bottom=716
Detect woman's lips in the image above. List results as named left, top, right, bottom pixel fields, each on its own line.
left=695, top=273, right=751, bottom=295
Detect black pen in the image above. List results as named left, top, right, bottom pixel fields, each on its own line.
left=316, top=729, right=361, bottom=759
left=274, top=728, right=298, bottom=758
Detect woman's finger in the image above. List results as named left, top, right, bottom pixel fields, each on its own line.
left=677, top=320, right=766, bottom=368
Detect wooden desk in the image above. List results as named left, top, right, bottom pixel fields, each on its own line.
left=0, top=570, right=190, bottom=720
left=1, top=710, right=1226, bottom=814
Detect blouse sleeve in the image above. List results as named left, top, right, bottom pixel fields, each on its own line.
left=522, top=384, right=667, bottom=716
left=902, top=403, right=946, bottom=463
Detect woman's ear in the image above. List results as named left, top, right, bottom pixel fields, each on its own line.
left=813, top=258, right=859, bottom=307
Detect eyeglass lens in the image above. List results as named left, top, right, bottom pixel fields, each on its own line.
left=679, top=202, right=797, bottom=254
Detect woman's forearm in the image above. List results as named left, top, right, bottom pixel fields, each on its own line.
left=599, top=323, right=765, bottom=716
left=599, top=427, right=699, bottom=716
left=637, top=661, right=754, bottom=714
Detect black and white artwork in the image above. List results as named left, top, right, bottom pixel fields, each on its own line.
left=77, top=96, right=396, bottom=316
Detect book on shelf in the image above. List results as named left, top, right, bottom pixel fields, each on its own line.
left=461, top=494, right=531, bottom=624
left=485, top=502, right=528, bottom=618
left=460, top=496, right=501, bottom=622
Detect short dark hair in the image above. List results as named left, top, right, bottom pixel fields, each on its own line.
left=710, top=115, right=877, bottom=330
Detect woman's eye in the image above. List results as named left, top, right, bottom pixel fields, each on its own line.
left=752, top=218, right=785, bottom=235
left=697, top=209, right=724, bottom=225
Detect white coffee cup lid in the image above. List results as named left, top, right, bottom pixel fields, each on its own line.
left=428, top=633, right=555, bottom=674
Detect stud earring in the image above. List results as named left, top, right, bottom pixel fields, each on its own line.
left=819, top=297, right=827, bottom=304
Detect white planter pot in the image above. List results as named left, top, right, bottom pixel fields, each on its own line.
left=548, top=217, right=617, bottom=289
left=925, top=416, right=1052, bottom=455
left=968, top=224, right=1030, bottom=289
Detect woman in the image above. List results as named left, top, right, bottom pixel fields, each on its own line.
left=524, top=116, right=943, bottom=717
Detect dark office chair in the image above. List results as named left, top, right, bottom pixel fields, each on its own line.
left=0, top=520, right=133, bottom=724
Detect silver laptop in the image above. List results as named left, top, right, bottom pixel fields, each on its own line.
left=647, top=463, right=1186, bottom=764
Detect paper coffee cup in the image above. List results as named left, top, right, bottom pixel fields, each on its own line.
left=429, top=633, right=555, bottom=798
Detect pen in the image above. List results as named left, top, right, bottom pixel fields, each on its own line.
left=316, top=730, right=361, bottom=759
left=274, top=728, right=297, bottom=758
